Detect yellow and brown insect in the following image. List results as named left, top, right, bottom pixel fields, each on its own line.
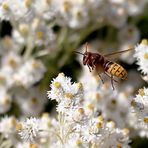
left=75, top=43, right=134, bottom=89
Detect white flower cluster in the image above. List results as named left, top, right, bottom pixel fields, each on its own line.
left=79, top=67, right=132, bottom=128
left=0, top=0, right=146, bottom=29
left=18, top=117, right=41, bottom=143
left=15, top=73, right=131, bottom=147
left=130, top=39, right=148, bottom=138
left=0, top=36, right=46, bottom=115
left=0, top=116, right=18, bottom=138
left=0, top=71, right=147, bottom=147
left=0, top=0, right=148, bottom=147
left=47, top=73, right=83, bottom=113
left=12, top=20, right=55, bottom=47
left=129, top=87, right=148, bottom=138
left=134, top=39, right=148, bottom=76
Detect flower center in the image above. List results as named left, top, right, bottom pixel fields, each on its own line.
left=144, top=53, right=148, bottom=59
left=54, top=82, right=61, bottom=88
left=138, top=88, right=145, bottom=96
left=144, top=116, right=148, bottom=123
left=2, top=3, right=9, bottom=11
left=141, top=39, right=148, bottom=45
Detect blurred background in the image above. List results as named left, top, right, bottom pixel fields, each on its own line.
left=0, top=0, right=148, bottom=147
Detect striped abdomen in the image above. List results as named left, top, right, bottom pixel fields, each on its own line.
left=104, top=61, right=127, bottom=79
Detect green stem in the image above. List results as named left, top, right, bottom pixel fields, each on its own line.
left=24, top=29, right=34, bottom=59
left=57, top=112, right=65, bottom=145
left=0, top=23, right=2, bottom=38
left=74, top=23, right=106, bottom=49
left=57, top=27, right=69, bottom=48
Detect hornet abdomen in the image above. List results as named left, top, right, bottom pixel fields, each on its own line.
left=104, top=61, right=127, bottom=79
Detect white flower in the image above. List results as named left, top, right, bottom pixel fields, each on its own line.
left=107, top=2, right=127, bottom=28
left=134, top=39, right=148, bottom=75
left=118, top=24, right=140, bottom=45
left=64, top=134, right=89, bottom=148
left=0, top=90, right=12, bottom=114
left=119, top=44, right=135, bottom=64
left=79, top=68, right=132, bottom=128
left=66, top=5, right=89, bottom=29
left=131, top=88, right=148, bottom=119
left=0, top=69, right=14, bottom=90
left=18, top=117, right=42, bottom=142
left=12, top=29, right=26, bottom=44
left=57, top=0, right=89, bottom=29
left=101, top=127, right=130, bottom=148
left=13, top=19, right=56, bottom=46
left=13, top=59, right=46, bottom=88
left=39, top=113, right=60, bottom=145
left=47, top=73, right=83, bottom=104
left=142, top=75, right=148, bottom=83
left=126, top=0, right=146, bottom=16
left=14, top=87, right=47, bottom=117
left=47, top=73, right=87, bottom=146
left=81, top=116, right=130, bottom=148
left=32, top=21, right=56, bottom=46
left=0, top=0, right=13, bottom=20
left=16, top=142, right=38, bottom=148
left=0, top=0, right=30, bottom=21
left=33, top=0, right=58, bottom=20
left=0, top=36, right=20, bottom=56
left=1, top=51, right=22, bottom=73
left=130, top=87, right=148, bottom=138
left=0, top=136, right=13, bottom=148
left=0, top=116, right=17, bottom=138
left=128, top=112, right=148, bottom=138
left=100, top=91, right=131, bottom=128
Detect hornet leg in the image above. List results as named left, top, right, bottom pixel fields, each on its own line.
left=111, top=75, right=115, bottom=90
left=98, top=74, right=104, bottom=84
left=87, top=65, right=92, bottom=72
left=104, top=72, right=119, bottom=83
